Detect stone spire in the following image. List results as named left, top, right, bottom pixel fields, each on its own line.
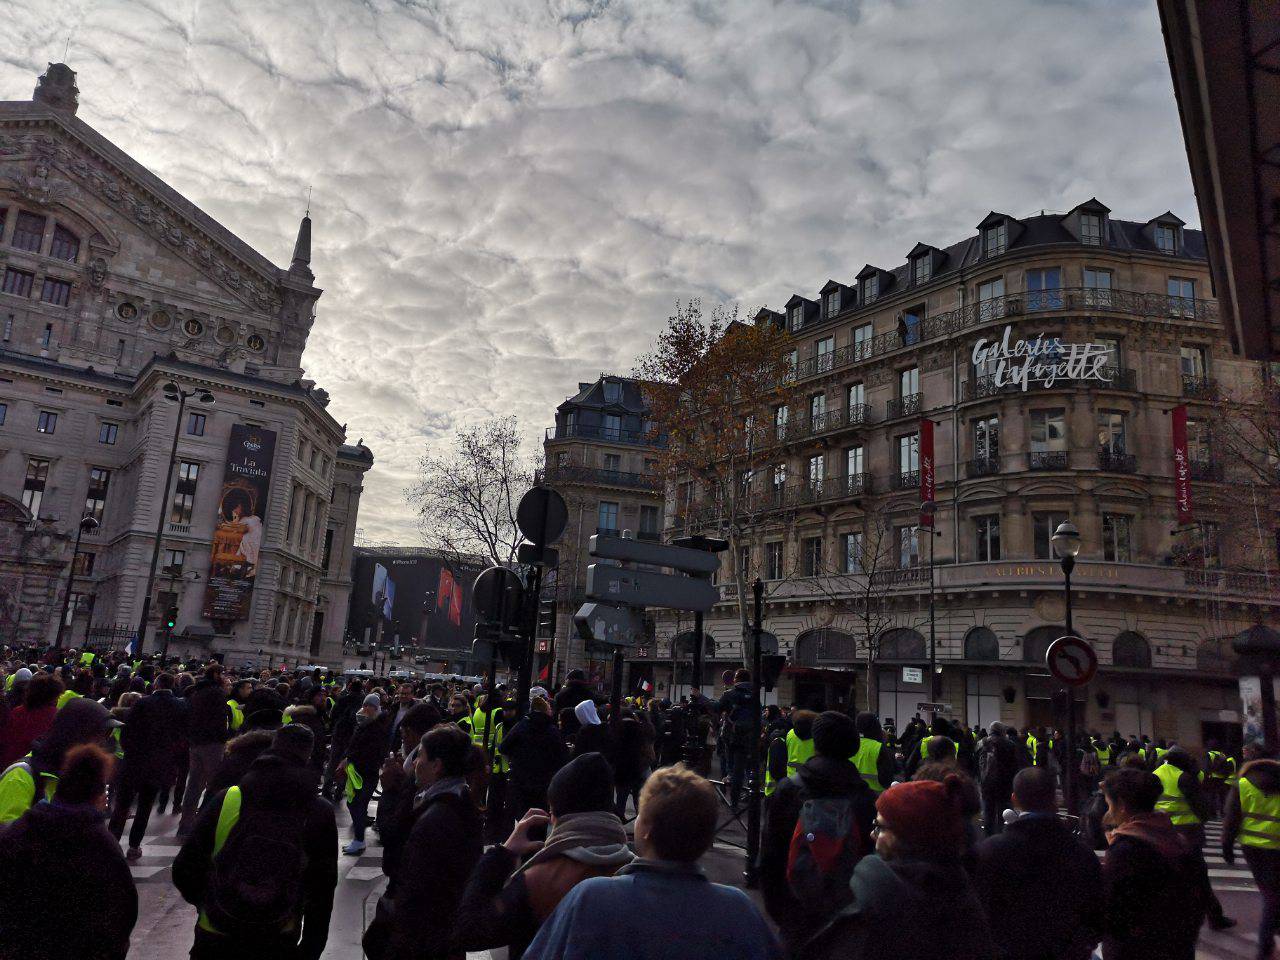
left=289, top=211, right=312, bottom=280
left=33, top=63, right=79, bottom=115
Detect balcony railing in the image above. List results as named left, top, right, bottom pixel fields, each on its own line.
left=674, top=474, right=874, bottom=529
left=1098, top=450, right=1137, bottom=473
left=892, top=469, right=920, bottom=490
left=1029, top=451, right=1068, bottom=470
left=543, top=463, right=662, bottom=490
left=596, top=526, right=620, bottom=537
left=773, top=403, right=872, bottom=444
left=1181, top=375, right=1218, bottom=399
left=1185, top=568, right=1277, bottom=596
left=167, top=522, right=191, bottom=534
left=886, top=393, right=922, bottom=420
left=783, top=287, right=1219, bottom=386
left=636, top=529, right=661, bottom=542
left=1100, top=366, right=1137, bottom=391
left=546, top=424, right=667, bottom=447
left=967, top=456, right=1001, bottom=478
left=1188, top=459, right=1224, bottom=481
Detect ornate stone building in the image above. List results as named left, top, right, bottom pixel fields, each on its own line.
left=542, top=375, right=664, bottom=683
left=649, top=200, right=1276, bottom=750
left=0, top=64, right=370, bottom=664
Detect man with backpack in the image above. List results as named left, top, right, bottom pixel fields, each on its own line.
left=760, top=710, right=876, bottom=956
left=977, top=722, right=1019, bottom=836
left=173, top=725, right=338, bottom=960
left=718, top=669, right=758, bottom=808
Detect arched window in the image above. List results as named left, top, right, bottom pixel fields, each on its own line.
left=50, top=224, right=80, bottom=262
left=878, top=628, right=926, bottom=660
left=963, top=626, right=1000, bottom=661
left=1023, top=625, right=1066, bottom=663
left=1112, top=631, right=1151, bottom=668
left=796, top=628, right=858, bottom=664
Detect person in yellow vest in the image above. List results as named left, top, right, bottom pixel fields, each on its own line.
left=1155, top=747, right=1236, bottom=930
left=1203, top=740, right=1232, bottom=819
left=1222, top=745, right=1280, bottom=954
left=1091, top=734, right=1113, bottom=770
left=783, top=709, right=818, bottom=777
left=0, top=698, right=120, bottom=822
left=851, top=712, right=896, bottom=794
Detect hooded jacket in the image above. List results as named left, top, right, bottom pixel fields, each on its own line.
left=454, top=811, right=633, bottom=960
left=760, top=754, right=878, bottom=951
left=173, top=751, right=338, bottom=960
left=185, top=676, right=230, bottom=746
left=805, top=853, right=996, bottom=960
left=500, top=712, right=569, bottom=798
left=1221, top=758, right=1280, bottom=857
left=0, top=800, right=138, bottom=960
left=554, top=680, right=596, bottom=735
left=1101, top=812, right=1206, bottom=960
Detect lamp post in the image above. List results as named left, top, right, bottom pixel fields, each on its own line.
left=135, top=381, right=214, bottom=655
left=1051, top=519, right=1082, bottom=813
left=920, top=502, right=944, bottom=713
left=54, top=514, right=99, bottom=650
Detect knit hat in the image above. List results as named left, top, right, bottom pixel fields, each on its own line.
left=362, top=693, right=382, bottom=713
left=875, top=775, right=968, bottom=851
left=547, top=751, right=615, bottom=816
left=270, top=724, right=315, bottom=766
left=12, top=667, right=32, bottom=683
left=812, top=711, right=859, bottom=759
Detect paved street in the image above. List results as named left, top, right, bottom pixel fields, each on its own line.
left=118, top=795, right=1266, bottom=960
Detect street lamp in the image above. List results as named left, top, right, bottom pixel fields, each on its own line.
left=135, top=381, right=214, bottom=655
left=1051, top=519, right=1083, bottom=812
left=54, top=514, right=99, bottom=650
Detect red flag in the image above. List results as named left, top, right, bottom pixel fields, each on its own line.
left=538, top=663, right=550, bottom=681
left=1172, top=404, right=1193, bottom=525
left=919, top=418, right=935, bottom=526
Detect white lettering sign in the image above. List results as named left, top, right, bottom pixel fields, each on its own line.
left=971, top=325, right=1112, bottom=391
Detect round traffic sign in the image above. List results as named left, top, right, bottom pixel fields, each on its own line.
left=471, top=566, right=524, bottom=629
left=516, top=486, right=568, bottom=545
left=1046, top=635, right=1097, bottom=687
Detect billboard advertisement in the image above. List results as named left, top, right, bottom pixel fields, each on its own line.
left=203, top=424, right=276, bottom=621
left=349, top=551, right=482, bottom=650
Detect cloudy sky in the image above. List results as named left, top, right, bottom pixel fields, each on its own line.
left=2, top=0, right=1196, bottom=541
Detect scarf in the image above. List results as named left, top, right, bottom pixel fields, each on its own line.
left=516, top=811, right=633, bottom=874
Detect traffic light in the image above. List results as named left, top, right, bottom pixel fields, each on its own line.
left=537, top=598, right=557, bottom=638
left=165, top=606, right=178, bottom=631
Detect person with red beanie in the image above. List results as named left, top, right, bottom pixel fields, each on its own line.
left=805, top=773, right=996, bottom=960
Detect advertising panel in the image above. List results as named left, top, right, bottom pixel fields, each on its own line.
left=919, top=417, right=935, bottom=526
left=1172, top=403, right=1194, bottom=525
left=203, top=424, right=276, bottom=621
left=348, top=552, right=482, bottom=650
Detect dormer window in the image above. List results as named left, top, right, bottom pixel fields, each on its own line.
left=604, top=380, right=621, bottom=403
left=983, top=222, right=1007, bottom=258
left=826, top=290, right=840, bottom=316
left=1080, top=214, right=1103, bottom=246
left=914, top=256, right=931, bottom=284
left=790, top=305, right=805, bottom=331
left=864, top=275, right=879, bottom=303
left=1155, top=224, right=1177, bottom=254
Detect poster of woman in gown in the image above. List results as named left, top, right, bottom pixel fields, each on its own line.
left=203, top=425, right=277, bottom=622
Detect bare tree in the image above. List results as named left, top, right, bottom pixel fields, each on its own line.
left=407, top=416, right=532, bottom=569
left=635, top=299, right=798, bottom=643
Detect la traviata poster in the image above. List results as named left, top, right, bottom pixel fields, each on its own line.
left=203, top=424, right=277, bottom=621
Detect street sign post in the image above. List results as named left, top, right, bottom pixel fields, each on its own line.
left=586, top=564, right=719, bottom=612
left=589, top=534, right=721, bottom=574
left=516, top=486, right=568, bottom=545
left=1047, top=635, right=1098, bottom=686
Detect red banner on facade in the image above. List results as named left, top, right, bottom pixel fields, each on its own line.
left=1172, top=404, right=1193, bottom=525
left=920, top=418, right=935, bottom=526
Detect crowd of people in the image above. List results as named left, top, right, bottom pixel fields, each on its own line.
left=0, top=647, right=1275, bottom=960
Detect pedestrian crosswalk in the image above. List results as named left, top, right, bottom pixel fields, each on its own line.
left=1088, top=818, right=1259, bottom=894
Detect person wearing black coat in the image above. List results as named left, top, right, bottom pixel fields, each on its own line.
left=365, top=724, right=483, bottom=960
left=0, top=744, right=137, bottom=960
left=499, top=699, right=569, bottom=820
left=109, top=671, right=187, bottom=857
left=972, top=767, right=1103, bottom=960
left=760, top=711, right=877, bottom=956
left=178, top=667, right=232, bottom=835
left=322, top=679, right=364, bottom=798
left=977, top=722, right=1020, bottom=836
left=552, top=672, right=596, bottom=738
left=173, top=726, right=338, bottom=960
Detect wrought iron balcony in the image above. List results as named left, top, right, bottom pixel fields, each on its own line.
left=886, top=393, right=922, bottom=420
left=1181, top=375, right=1218, bottom=399
left=967, top=456, right=1001, bottom=478
left=1099, top=366, right=1137, bottom=391
left=636, top=529, right=661, bottom=542
left=772, top=403, right=871, bottom=445
left=1098, top=450, right=1136, bottom=473
left=892, top=469, right=920, bottom=490
left=1188, top=458, right=1224, bottom=481
left=782, top=286, right=1220, bottom=387
left=1185, top=568, right=1277, bottom=597
left=546, top=423, right=667, bottom=447
left=543, top=462, right=662, bottom=490
left=1029, top=451, right=1068, bottom=470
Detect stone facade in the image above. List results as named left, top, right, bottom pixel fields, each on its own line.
left=643, top=200, right=1277, bottom=750
left=542, top=375, right=664, bottom=683
left=0, top=64, right=370, bottom=665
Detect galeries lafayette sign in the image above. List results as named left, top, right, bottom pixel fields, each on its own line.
left=972, top=326, right=1112, bottom=390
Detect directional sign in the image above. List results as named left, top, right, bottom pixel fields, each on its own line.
left=573, top=601, right=646, bottom=647
left=516, top=487, right=568, bottom=545
left=1046, top=635, right=1098, bottom=687
left=916, top=701, right=953, bottom=714
left=588, top=534, right=721, bottom=575
left=587, top=564, right=720, bottom=613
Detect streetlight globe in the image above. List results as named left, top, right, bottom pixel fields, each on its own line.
left=79, top=515, right=99, bottom=532
left=1051, top=520, right=1082, bottom=559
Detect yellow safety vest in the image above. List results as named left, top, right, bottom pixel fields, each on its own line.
left=1239, top=778, right=1280, bottom=850
left=0, top=757, right=57, bottom=823
left=1027, top=735, right=1039, bottom=764
left=1226, top=756, right=1240, bottom=788
left=786, top=729, right=816, bottom=774
left=1093, top=743, right=1112, bottom=766
left=55, top=690, right=82, bottom=710
left=491, top=720, right=508, bottom=774
left=1155, top=747, right=1170, bottom=760
left=764, top=737, right=781, bottom=797
left=1206, top=751, right=1228, bottom=780
left=1154, top=762, right=1200, bottom=826
left=919, top=736, right=958, bottom=760
left=851, top=738, right=884, bottom=793
left=470, top=706, right=489, bottom=746
left=227, top=700, right=244, bottom=732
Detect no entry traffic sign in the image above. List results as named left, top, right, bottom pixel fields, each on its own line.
left=1046, top=635, right=1097, bottom=687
